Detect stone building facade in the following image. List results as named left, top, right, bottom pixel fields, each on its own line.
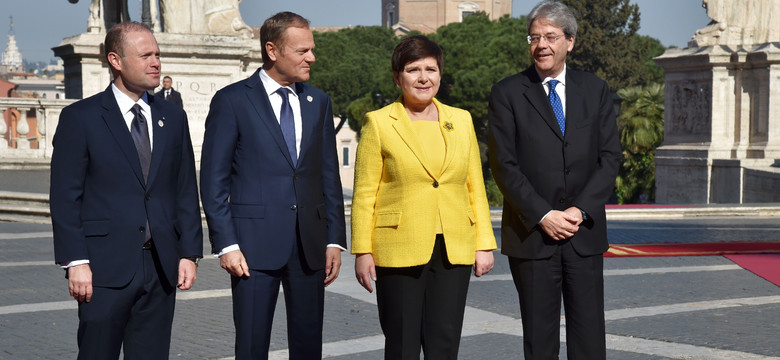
left=382, top=0, right=511, bottom=34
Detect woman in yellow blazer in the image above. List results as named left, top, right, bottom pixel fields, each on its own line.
left=351, top=35, right=497, bottom=359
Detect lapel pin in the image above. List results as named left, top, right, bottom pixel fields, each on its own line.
left=158, top=117, right=165, bottom=128
left=307, top=95, right=313, bottom=103
left=443, top=121, right=454, bottom=131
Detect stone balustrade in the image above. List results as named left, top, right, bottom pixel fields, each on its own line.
left=0, top=98, right=75, bottom=167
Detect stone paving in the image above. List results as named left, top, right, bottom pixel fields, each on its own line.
left=1, top=217, right=779, bottom=359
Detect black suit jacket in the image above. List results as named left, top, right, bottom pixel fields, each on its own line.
left=200, top=69, right=346, bottom=271
left=155, top=88, right=183, bottom=108
left=50, top=86, right=203, bottom=287
left=488, top=66, right=621, bottom=259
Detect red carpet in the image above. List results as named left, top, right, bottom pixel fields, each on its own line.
left=605, top=242, right=780, bottom=257
left=724, top=254, right=780, bottom=287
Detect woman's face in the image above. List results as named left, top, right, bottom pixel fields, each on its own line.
left=394, top=56, right=440, bottom=107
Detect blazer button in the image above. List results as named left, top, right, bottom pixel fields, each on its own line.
left=145, top=194, right=151, bottom=200
left=139, top=226, right=145, bottom=232
left=290, top=204, right=297, bottom=210
left=559, top=198, right=565, bottom=204
left=433, top=181, right=439, bottom=188
left=565, top=168, right=571, bottom=175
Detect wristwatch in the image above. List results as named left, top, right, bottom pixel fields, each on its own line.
left=579, top=208, right=588, bottom=221
left=183, top=257, right=200, bottom=266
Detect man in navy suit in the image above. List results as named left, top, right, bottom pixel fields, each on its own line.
left=50, top=22, right=203, bottom=359
left=154, top=76, right=183, bottom=108
left=200, top=11, right=346, bottom=359
left=488, top=1, right=622, bottom=359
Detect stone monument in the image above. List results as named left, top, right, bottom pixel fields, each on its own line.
left=53, top=0, right=262, bottom=159
left=654, top=0, right=780, bottom=203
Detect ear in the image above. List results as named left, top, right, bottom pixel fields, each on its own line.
left=566, top=35, right=575, bottom=53
left=265, top=41, right=279, bottom=62
left=393, top=71, right=400, bottom=88
left=107, top=52, right=122, bottom=73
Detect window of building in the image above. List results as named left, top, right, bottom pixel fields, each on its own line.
left=458, top=2, right=479, bottom=22
left=342, top=146, right=350, bottom=167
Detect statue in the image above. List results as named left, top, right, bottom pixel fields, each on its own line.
left=159, top=0, right=253, bottom=38
left=70, top=0, right=252, bottom=38
left=692, top=0, right=780, bottom=46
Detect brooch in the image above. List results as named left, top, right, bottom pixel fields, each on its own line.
left=307, top=95, right=313, bottom=103
left=443, top=122, right=454, bottom=131
left=158, top=117, right=165, bottom=128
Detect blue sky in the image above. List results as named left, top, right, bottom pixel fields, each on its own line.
left=4, top=0, right=710, bottom=63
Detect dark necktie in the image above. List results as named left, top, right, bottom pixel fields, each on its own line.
left=548, top=80, right=566, bottom=135
left=277, top=88, right=297, bottom=165
left=130, top=104, right=151, bottom=182
left=165, top=90, right=170, bottom=100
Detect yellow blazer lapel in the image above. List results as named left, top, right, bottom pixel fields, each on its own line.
left=389, top=100, right=436, bottom=179
left=435, top=98, right=456, bottom=177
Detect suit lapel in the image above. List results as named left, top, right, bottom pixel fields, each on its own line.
left=435, top=99, right=456, bottom=177
left=522, top=68, right=564, bottom=140
left=100, top=87, right=146, bottom=186
left=146, top=94, right=167, bottom=186
left=389, top=101, right=436, bottom=179
left=296, top=83, right=317, bottom=166
left=565, top=71, right=584, bottom=132
left=244, top=71, right=297, bottom=168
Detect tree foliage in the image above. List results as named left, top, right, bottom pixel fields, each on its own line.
left=562, top=0, right=654, bottom=91
left=615, top=83, right=664, bottom=204
left=309, top=26, right=399, bottom=131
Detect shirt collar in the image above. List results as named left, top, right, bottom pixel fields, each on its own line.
left=537, top=64, right=567, bottom=87
left=111, top=82, right=150, bottom=114
left=259, top=68, right=297, bottom=98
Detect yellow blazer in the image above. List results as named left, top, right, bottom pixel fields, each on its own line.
left=351, top=98, right=497, bottom=267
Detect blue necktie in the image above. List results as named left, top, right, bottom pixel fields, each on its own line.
left=277, top=88, right=297, bottom=165
left=548, top=80, right=565, bottom=136
left=130, top=104, right=151, bottom=182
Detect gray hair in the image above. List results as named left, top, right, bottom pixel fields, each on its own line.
left=526, top=1, right=578, bottom=38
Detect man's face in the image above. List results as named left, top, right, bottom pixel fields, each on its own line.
left=111, top=30, right=161, bottom=96
left=529, top=18, right=574, bottom=79
left=162, top=77, right=172, bottom=90
left=266, top=26, right=315, bottom=86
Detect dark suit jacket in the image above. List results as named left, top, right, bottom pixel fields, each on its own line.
left=155, top=88, right=183, bottom=108
left=200, top=68, right=346, bottom=271
left=488, top=66, right=621, bottom=259
left=50, top=86, right=203, bottom=288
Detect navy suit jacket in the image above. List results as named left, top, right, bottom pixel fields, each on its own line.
left=200, top=69, right=346, bottom=271
left=155, top=88, right=183, bottom=108
left=488, top=66, right=622, bottom=259
left=50, top=86, right=203, bottom=287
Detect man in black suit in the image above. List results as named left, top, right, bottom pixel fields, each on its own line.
left=200, top=11, right=346, bottom=359
left=488, top=1, right=621, bottom=359
left=50, top=22, right=202, bottom=359
left=155, top=75, right=183, bottom=108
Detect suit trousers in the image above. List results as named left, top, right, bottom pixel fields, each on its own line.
left=76, top=246, right=176, bottom=360
left=508, top=240, right=606, bottom=360
left=375, top=235, right=471, bottom=360
left=231, top=235, right=325, bottom=360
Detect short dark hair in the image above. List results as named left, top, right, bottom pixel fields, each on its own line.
left=163, top=75, right=172, bottom=81
left=260, top=12, right=311, bottom=64
left=527, top=1, right=578, bottom=38
left=104, top=22, right=152, bottom=75
left=391, top=35, right=443, bottom=74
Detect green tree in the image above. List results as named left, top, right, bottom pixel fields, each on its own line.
left=309, top=26, right=399, bottom=132
left=615, top=83, right=664, bottom=204
left=563, top=0, right=650, bottom=91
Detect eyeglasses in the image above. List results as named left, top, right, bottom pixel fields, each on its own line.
left=527, top=33, right=565, bottom=45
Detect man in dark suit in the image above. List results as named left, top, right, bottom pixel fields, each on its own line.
left=154, top=75, right=183, bottom=108
left=50, top=22, right=203, bottom=359
left=488, top=1, right=621, bottom=359
left=200, top=11, right=346, bottom=359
